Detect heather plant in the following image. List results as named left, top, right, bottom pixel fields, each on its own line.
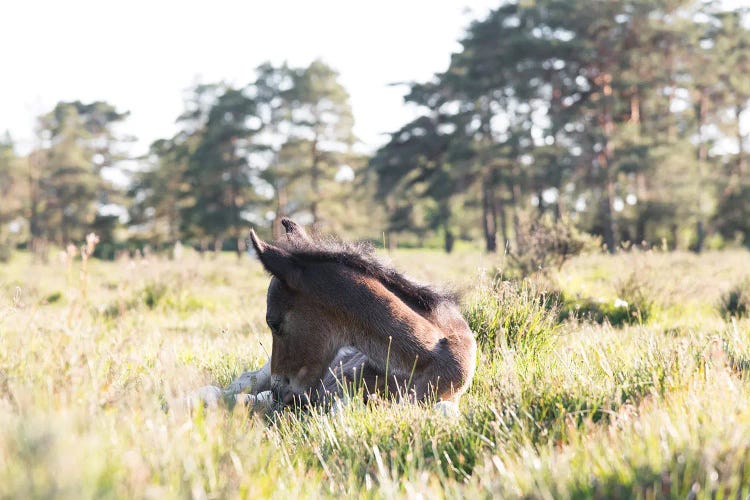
left=506, top=214, right=600, bottom=279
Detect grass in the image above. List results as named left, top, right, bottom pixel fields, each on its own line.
left=464, top=278, right=560, bottom=354
left=0, top=247, right=749, bottom=498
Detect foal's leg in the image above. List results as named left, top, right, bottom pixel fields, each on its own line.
left=316, top=351, right=461, bottom=416
left=317, top=347, right=392, bottom=408
left=222, top=358, right=273, bottom=409
left=224, top=357, right=271, bottom=394
left=188, top=358, right=272, bottom=410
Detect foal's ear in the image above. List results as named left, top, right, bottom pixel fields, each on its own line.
left=281, top=217, right=313, bottom=245
left=248, top=229, right=302, bottom=289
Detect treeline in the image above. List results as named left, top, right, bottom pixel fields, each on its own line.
left=0, top=61, right=371, bottom=259
left=372, top=0, right=750, bottom=253
left=127, top=61, right=369, bottom=256
left=1, top=0, right=749, bottom=259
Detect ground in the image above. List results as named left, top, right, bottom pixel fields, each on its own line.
left=1, top=247, right=749, bottom=498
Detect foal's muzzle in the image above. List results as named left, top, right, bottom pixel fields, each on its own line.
left=271, top=375, right=310, bottom=406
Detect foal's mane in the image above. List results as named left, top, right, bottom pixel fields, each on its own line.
left=278, top=237, right=457, bottom=312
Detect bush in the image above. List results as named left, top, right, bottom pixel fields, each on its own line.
left=719, top=281, right=750, bottom=319
left=43, top=291, right=63, bottom=304
left=464, top=280, right=560, bottom=355
left=506, top=214, right=600, bottom=279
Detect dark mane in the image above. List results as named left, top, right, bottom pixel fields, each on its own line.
left=277, top=237, right=457, bottom=312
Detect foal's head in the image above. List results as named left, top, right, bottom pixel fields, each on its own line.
left=249, top=219, right=349, bottom=404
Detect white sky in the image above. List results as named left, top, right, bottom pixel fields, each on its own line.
left=1, top=0, right=498, bottom=157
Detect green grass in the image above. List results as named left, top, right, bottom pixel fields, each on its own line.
left=0, top=248, right=749, bottom=498
left=464, top=278, right=560, bottom=354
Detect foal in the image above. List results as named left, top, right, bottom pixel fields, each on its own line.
left=224, top=219, right=476, bottom=409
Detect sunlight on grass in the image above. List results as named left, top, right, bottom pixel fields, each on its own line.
left=0, top=248, right=749, bottom=497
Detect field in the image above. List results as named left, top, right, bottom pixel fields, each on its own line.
left=1, top=246, right=750, bottom=498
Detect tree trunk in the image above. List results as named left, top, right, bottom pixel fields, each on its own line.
left=497, top=195, right=509, bottom=253
left=635, top=215, right=647, bottom=248
left=600, top=175, right=617, bottom=253
left=444, top=226, right=455, bottom=253
left=482, top=183, right=497, bottom=253
left=697, top=89, right=708, bottom=163
left=168, top=203, right=178, bottom=245
left=599, top=72, right=617, bottom=253
left=228, top=166, right=240, bottom=256
left=667, top=85, right=677, bottom=142
left=736, top=105, right=746, bottom=177
left=537, top=189, right=545, bottom=215
left=554, top=185, right=565, bottom=221
left=511, top=181, right=523, bottom=252
left=694, top=221, right=704, bottom=254
left=61, top=211, right=69, bottom=247
left=479, top=100, right=497, bottom=253
left=236, top=235, right=245, bottom=259
left=630, top=91, right=640, bottom=124
left=310, top=136, right=321, bottom=226
left=693, top=89, right=708, bottom=253
left=272, top=182, right=288, bottom=240
left=385, top=195, right=397, bottom=251
left=27, top=156, right=37, bottom=238
left=27, top=153, right=42, bottom=259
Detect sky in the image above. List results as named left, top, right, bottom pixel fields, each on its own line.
left=2, top=0, right=498, bottom=158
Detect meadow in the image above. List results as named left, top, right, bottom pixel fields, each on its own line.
left=1, top=245, right=750, bottom=498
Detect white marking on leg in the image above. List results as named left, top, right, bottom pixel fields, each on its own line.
left=235, top=390, right=274, bottom=411
left=226, top=358, right=271, bottom=394
left=433, top=400, right=460, bottom=417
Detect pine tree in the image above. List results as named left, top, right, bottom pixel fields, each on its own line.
left=35, top=101, right=129, bottom=245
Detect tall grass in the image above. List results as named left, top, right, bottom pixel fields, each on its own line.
left=464, top=279, right=560, bottom=355
left=0, top=247, right=749, bottom=497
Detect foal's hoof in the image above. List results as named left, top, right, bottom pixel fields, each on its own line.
left=235, top=390, right=274, bottom=411
left=186, top=385, right=222, bottom=410
left=433, top=400, right=460, bottom=417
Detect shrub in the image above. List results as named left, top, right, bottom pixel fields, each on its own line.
left=464, top=280, right=560, bottom=355
left=43, top=291, right=63, bottom=304
left=506, top=214, right=600, bottom=279
left=141, top=281, right=168, bottom=309
left=719, top=281, right=750, bottom=319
